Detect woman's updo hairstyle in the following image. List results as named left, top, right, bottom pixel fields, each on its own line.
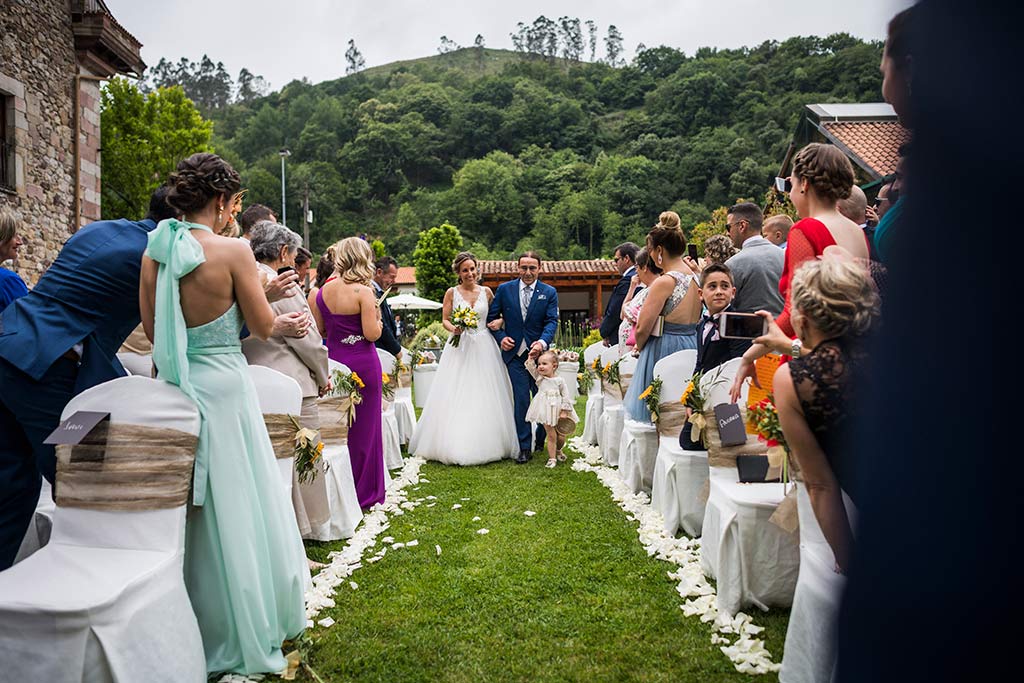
left=451, top=251, right=477, bottom=279
left=647, top=210, right=686, bottom=258
left=166, top=153, right=241, bottom=214
left=790, top=259, right=880, bottom=339
left=332, top=236, right=375, bottom=285
left=314, top=246, right=337, bottom=289
left=791, top=143, right=855, bottom=204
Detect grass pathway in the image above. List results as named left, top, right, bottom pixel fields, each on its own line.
left=300, top=397, right=788, bottom=682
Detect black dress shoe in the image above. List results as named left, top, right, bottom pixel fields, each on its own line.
left=515, top=450, right=530, bottom=464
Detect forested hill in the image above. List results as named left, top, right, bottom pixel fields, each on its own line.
left=207, top=37, right=883, bottom=260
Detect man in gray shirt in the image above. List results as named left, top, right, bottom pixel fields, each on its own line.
left=723, top=202, right=785, bottom=315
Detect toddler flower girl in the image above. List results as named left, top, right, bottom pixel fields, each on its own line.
left=526, top=351, right=578, bottom=468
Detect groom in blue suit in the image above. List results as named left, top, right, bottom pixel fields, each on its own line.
left=0, top=189, right=179, bottom=569
left=488, top=252, right=560, bottom=463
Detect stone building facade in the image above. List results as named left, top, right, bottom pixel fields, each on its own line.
left=0, top=0, right=143, bottom=285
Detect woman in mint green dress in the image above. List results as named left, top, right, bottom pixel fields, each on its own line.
left=139, top=153, right=308, bottom=675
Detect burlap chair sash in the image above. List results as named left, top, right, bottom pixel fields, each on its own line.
left=704, top=407, right=767, bottom=468
left=55, top=422, right=197, bottom=511
left=398, top=367, right=412, bottom=388
left=656, top=402, right=688, bottom=437
left=263, top=413, right=301, bottom=460
left=601, top=372, right=634, bottom=402
left=318, top=396, right=351, bottom=443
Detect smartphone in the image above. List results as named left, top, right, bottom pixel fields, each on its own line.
left=774, top=176, right=792, bottom=193
left=719, top=311, right=769, bottom=340
left=687, top=244, right=699, bottom=261
left=277, top=266, right=295, bottom=276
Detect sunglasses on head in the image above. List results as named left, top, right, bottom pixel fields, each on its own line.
left=774, top=177, right=792, bottom=193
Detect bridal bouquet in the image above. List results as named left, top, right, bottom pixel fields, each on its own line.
left=330, top=368, right=365, bottom=426
left=748, top=394, right=791, bottom=484
left=680, top=367, right=724, bottom=445
left=289, top=415, right=326, bottom=484
left=639, top=377, right=663, bottom=422
left=449, top=306, right=479, bottom=347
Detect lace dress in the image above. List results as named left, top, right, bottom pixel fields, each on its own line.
left=787, top=338, right=868, bottom=505
left=624, top=271, right=698, bottom=422
left=618, top=287, right=649, bottom=352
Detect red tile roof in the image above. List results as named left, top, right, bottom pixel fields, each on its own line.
left=820, top=120, right=911, bottom=178
left=477, top=260, right=617, bottom=276
left=395, top=266, right=416, bottom=285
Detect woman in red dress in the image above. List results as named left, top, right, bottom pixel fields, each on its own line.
left=730, top=143, right=870, bottom=400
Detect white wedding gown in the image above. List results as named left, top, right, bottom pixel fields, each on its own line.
left=409, top=288, right=520, bottom=465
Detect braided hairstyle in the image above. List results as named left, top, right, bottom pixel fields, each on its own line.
left=166, top=153, right=241, bottom=215
left=790, top=259, right=880, bottom=340
left=791, top=143, right=855, bottom=204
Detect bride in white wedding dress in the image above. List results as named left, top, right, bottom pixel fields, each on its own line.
left=409, top=252, right=520, bottom=465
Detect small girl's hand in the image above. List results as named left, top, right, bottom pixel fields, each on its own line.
left=560, top=409, right=570, bottom=418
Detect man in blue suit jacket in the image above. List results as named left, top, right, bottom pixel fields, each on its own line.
left=0, top=189, right=178, bottom=569
left=487, top=252, right=560, bottom=463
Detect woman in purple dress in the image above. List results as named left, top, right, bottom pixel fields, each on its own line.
left=310, top=237, right=385, bottom=509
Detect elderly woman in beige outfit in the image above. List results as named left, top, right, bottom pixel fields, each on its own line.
left=243, top=222, right=332, bottom=542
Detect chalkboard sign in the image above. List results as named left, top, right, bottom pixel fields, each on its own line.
left=713, top=403, right=747, bottom=446
left=43, top=411, right=110, bottom=446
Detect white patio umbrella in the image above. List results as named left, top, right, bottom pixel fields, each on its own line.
left=387, top=293, right=443, bottom=310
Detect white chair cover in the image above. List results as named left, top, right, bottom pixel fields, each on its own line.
left=0, top=376, right=206, bottom=683
left=581, top=344, right=604, bottom=445
left=620, top=350, right=696, bottom=495
left=249, top=365, right=303, bottom=496
left=598, top=348, right=635, bottom=466
left=306, top=360, right=364, bottom=541
left=412, top=363, right=437, bottom=409
left=651, top=354, right=733, bottom=537
left=556, top=362, right=580, bottom=402
left=116, top=352, right=153, bottom=378
left=13, top=478, right=55, bottom=564
left=376, top=349, right=405, bottom=470
left=780, top=484, right=857, bottom=683
left=392, top=348, right=417, bottom=445
left=700, top=469, right=799, bottom=615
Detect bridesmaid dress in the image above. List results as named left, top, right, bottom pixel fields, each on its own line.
left=315, top=288, right=386, bottom=509
left=146, top=218, right=307, bottom=675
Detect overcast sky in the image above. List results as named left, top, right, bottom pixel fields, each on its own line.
left=105, top=0, right=913, bottom=91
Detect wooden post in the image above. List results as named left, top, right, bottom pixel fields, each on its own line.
left=595, top=282, right=603, bottom=319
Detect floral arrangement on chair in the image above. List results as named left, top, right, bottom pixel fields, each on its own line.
left=449, top=306, right=479, bottom=347
left=330, top=368, right=365, bottom=426
left=748, top=394, right=791, bottom=486
left=289, top=415, right=326, bottom=484
left=381, top=371, right=396, bottom=401
left=577, top=369, right=595, bottom=395
left=680, top=367, right=725, bottom=446
left=639, top=377, right=663, bottom=422
left=601, top=357, right=623, bottom=389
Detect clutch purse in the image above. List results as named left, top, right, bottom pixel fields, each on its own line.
left=649, top=316, right=665, bottom=338
left=736, top=455, right=781, bottom=483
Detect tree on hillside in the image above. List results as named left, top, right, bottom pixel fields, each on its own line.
left=586, top=20, right=598, bottom=62
left=438, top=36, right=461, bottom=54
left=144, top=55, right=235, bottom=110
left=605, top=25, right=624, bottom=67
left=100, top=78, right=213, bottom=220
left=413, top=223, right=463, bottom=304
left=474, top=34, right=486, bottom=71
left=559, top=17, right=584, bottom=62
left=345, top=39, right=366, bottom=75
left=236, top=68, right=269, bottom=103
left=474, top=34, right=486, bottom=49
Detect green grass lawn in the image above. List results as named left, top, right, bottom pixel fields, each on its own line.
left=299, top=396, right=788, bottom=682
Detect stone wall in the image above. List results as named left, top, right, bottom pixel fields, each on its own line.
left=0, top=0, right=79, bottom=286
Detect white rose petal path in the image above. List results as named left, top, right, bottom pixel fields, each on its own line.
left=568, top=436, right=782, bottom=675
left=221, top=395, right=787, bottom=682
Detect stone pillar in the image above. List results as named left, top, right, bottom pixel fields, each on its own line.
left=77, top=68, right=102, bottom=227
